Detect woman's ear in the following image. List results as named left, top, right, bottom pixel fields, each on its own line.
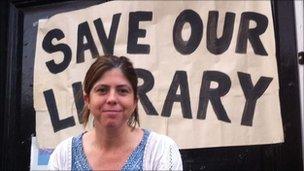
left=84, top=93, right=90, bottom=106
left=135, top=95, right=139, bottom=103
left=133, top=96, right=138, bottom=110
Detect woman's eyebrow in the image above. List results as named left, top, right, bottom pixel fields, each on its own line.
left=117, top=84, right=132, bottom=89
left=92, top=84, right=108, bottom=89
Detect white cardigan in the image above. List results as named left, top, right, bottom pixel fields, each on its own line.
left=48, top=131, right=183, bottom=170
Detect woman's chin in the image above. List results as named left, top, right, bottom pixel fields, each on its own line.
left=95, top=117, right=128, bottom=129
left=102, top=120, right=125, bottom=129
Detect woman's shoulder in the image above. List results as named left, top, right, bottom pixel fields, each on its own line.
left=52, top=136, right=74, bottom=156
left=146, top=130, right=178, bottom=147
left=52, top=131, right=86, bottom=151
left=143, top=130, right=183, bottom=170
left=144, top=130, right=181, bottom=157
left=47, top=136, right=74, bottom=170
left=56, top=136, right=74, bottom=149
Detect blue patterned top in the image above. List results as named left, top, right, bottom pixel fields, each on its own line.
left=71, top=129, right=150, bottom=171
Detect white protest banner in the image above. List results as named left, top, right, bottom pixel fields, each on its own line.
left=34, top=1, right=283, bottom=149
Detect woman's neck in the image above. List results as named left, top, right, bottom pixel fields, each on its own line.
left=91, top=124, right=134, bottom=151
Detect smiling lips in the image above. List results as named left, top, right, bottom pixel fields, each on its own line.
left=102, top=110, right=122, bottom=117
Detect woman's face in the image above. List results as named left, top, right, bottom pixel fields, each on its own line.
left=85, top=68, right=137, bottom=129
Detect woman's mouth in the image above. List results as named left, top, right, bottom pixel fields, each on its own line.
left=102, top=110, right=122, bottom=116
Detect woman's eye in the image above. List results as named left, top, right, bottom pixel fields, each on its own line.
left=118, top=88, right=129, bottom=95
left=97, top=87, right=108, bottom=94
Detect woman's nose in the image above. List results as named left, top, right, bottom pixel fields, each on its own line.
left=106, top=90, right=117, bottom=105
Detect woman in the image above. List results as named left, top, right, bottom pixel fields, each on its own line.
left=48, top=55, right=183, bottom=170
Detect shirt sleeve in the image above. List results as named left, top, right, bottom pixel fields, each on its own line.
left=143, top=132, right=183, bottom=170
left=48, top=137, right=72, bottom=170
left=158, top=135, right=183, bottom=170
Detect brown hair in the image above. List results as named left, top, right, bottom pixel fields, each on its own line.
left=82, top=54, right=139, bottom=128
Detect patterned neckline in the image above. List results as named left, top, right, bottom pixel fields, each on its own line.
left=74, top=129, right=150, bottom=170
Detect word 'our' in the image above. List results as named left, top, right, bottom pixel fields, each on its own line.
left=42, top=10, right=269, bottom=74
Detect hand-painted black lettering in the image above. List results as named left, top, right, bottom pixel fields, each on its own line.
left=77, top=22, right=99, bottom=63
left=42, top=29, right=72, bottom=74
left=161, top=71, right=192, bottom=118
left=197, top=71, right=231, bottom=122
left=207, top=11, right=235, bottom=54
left=135, top=68, right=158, bottom=115
left=236, top=12, right=268, bottom=56
left=43, top=89, right=75, bottom=132
left=94, top=14, right=121, bottom=55
left=173, top=10, right=203, bottom=55
left=238, top=72, right=273, bottom=126
left=72, top=82, right=84, bottom=124
left=127, top=11, right=152, bottom=54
